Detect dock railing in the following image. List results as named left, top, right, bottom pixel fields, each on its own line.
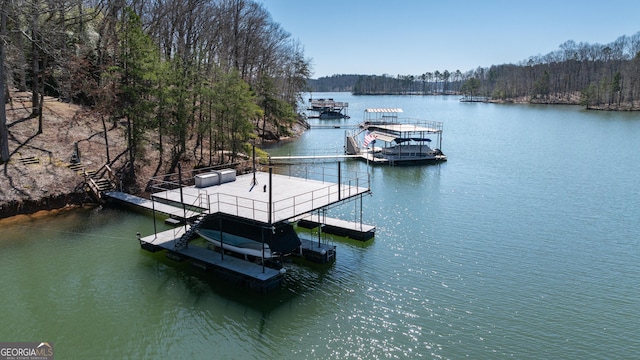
left=203, top=166, right=369, bottom=223
left=149, top=164, right=370, bottom=225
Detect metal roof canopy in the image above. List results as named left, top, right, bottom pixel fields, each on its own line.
left=370, top=123, right=442, bottom=134
left=364, top=108, right=403, bottom=113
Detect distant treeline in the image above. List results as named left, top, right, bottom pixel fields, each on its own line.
left=308, top=32, right=640, bottom=110
left=307, top=75, right=362, bottom=92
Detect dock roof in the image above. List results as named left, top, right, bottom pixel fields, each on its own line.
left=364, top=108, right=403, bottom=113
left=151, top=171, right=370, bottom=225
left=369, top=123, right=442, bottom=134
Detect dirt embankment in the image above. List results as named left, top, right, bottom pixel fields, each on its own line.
left=1, top=91, right=308, bottom=220
left=1, top=91, right=127, bottom=219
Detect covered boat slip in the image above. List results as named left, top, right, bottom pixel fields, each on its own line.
left=362, top=108, right=444, bottom=149
left=306, top=98, right=350, bottom=119
left=137, top=166, right=373, bottom=291
left=345, top=108, right=446, bottom=163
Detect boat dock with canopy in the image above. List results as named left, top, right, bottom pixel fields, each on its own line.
left=345, top=108, right=446, bottom=164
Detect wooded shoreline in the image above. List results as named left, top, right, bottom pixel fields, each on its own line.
left=0, top=88, right=631, bottom=221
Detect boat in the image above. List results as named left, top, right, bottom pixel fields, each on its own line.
left=319, top=109, right=349, bottom=119
left=196, top=228, right=273, bottom=258
left=195, top=213, right=302, bottom=259
left=345, top=108, right=447, bottom=164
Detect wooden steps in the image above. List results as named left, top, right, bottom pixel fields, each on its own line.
left=18, top=156, right=40, bottom=165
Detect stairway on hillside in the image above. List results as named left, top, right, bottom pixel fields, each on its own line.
left=68, top=162, right=114, bottom=199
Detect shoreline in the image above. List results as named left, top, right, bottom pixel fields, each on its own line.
left=0, top=191, right=88, bottom=220
left=3, top=90, right=628, bottom=222
left=0, top=202, right=94, bottom=226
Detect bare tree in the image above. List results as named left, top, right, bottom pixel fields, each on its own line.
left=1, top=0, right=9, bottom=163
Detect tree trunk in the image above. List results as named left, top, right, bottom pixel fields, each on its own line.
left=31, top=0, right=41, bottom=117
left=0, top=0, right=9, bottom=163
left=101, top=114, right=110, bottom=164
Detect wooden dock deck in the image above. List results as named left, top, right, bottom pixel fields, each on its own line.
left=139, top=229, right=284, bottom=291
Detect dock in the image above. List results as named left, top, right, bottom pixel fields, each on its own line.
left=268, top=154, right=360, bottom=161
left=307, top=98, right=349, bottom=119
left=120, top=165, right=373, bottom=291
left=103, top=191, right=202, bottom=222
left=139, top=229, right=284, bottom=292
left=296, top=214, right=375, bottom=241
left=298, top=238, right=336, bottom=263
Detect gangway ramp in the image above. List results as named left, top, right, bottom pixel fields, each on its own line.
left=103, top=191, right=202, bottom=221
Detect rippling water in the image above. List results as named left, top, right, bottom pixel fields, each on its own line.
left=1, top=93, right=639, bottom=359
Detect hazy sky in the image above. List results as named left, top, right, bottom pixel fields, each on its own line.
left=260, top=0, right=640, bottom=78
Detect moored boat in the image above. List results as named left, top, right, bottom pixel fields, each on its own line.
left=196, top=228, right=273, bottom=258
left=195, top=213, right=302, bottom=259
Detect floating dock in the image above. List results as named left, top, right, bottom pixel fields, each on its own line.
left=298, top=238, right=336, bottom=263
left=296, top=214, right=375, bottom=241
left=138, top=229, right=284, bottom=292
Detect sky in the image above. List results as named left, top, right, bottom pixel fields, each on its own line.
left=260, top=0, right=640, bottom=79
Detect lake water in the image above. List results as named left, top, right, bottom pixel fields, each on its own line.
left=1, top=93, right=639, bottom=359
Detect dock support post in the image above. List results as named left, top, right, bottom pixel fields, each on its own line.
left=317, top=208, right=321, bottom=248
left=261, top=228, right=265, bottom=273
left=152, top=197, right=157, bottom=238
left=267, top=168, right=272, bottom=274
left=219, top=216, right=224, bottom=260
left=178, top=163, right=187, bottom=235
left=268, top=168, right=272, bottom=225
left=338, top=162, right=341, bottom=201
left=360, top=194, right=363, bottom=231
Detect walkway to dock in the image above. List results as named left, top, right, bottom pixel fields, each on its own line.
left=268, top=152, right=389, bottom=164
left=307, top=124, right=351, bottom=129
left=104, top=191, right=202, bottom=220
left=268, top=154, right=360, bottom=161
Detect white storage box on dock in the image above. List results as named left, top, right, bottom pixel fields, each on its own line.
left=195, top=172, right=219, bottom=187
left=216, top=169, right=236, bottom=184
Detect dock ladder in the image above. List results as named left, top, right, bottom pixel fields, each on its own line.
left=174, top=214, right=206, bottom=250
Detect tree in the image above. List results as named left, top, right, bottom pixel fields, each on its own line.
left=117, top=7, right=161, bottom=179
left=208, top=70, right=262, bottom=163
left=1, top=0, right=313, bottom=178
left=461, top=77, right=481, bottom=100
left=0, top=0, right=9, bottom=163
left=611, top=71, right=622, bottom=106
left=533, top=70, right=550, bottom=99
left=580, top=83, right=597, bottom=109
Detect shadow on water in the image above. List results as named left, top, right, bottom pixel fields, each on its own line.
left=136, top=236, right=349, bottom=315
